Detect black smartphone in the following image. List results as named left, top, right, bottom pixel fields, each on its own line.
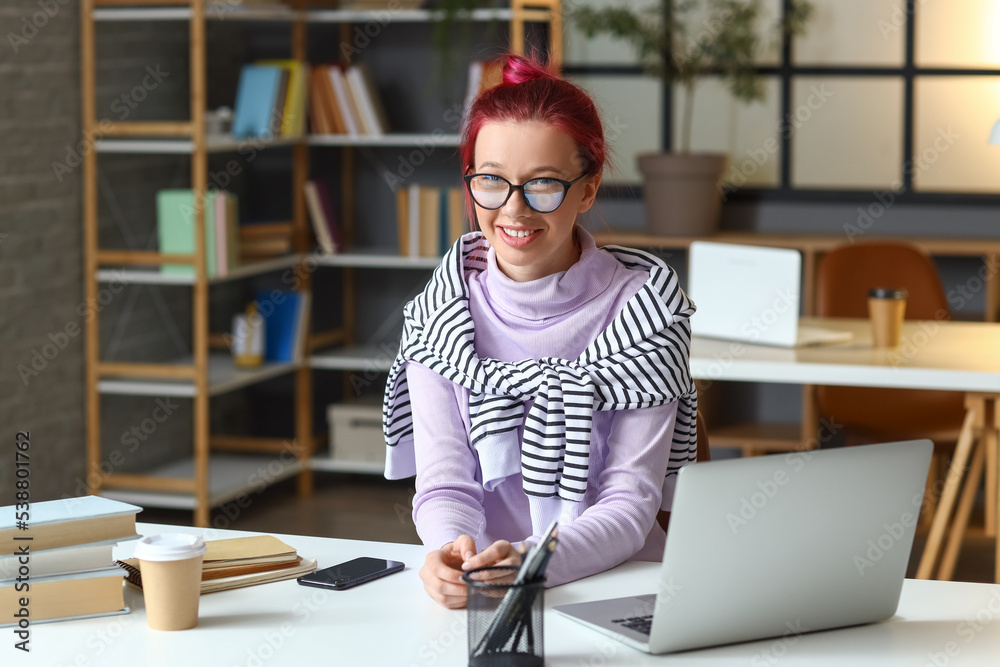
left=297, top=557, right=405, bottom=590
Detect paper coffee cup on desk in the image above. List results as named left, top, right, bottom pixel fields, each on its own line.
left=868, top=288, right=907, bottom=348
left=134, top=534, right=206, bottom=631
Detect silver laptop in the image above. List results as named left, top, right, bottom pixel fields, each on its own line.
left=688, top=241, right=852, bottom=347
left=554, top=440, right=933, bottom=654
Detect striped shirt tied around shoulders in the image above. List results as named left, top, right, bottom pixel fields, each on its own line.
left=382, top=231, right=698, bottom=511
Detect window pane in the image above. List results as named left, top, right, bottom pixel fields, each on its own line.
left=569, top=75, right=662, bottom=184
left=564, top=0, right=661, bottom=65
left=916, top=0, right=1000, bottom=68
left=794, top=0, right=905, bottom=66
left=677, top=0, right=784, bottom=66
left=564, top=0, right=782, bottom=66
left=913, top=77, right=1000, bottom=193
left=672, top=76, right=781, bottom=188
left=791, top=77, right=903, bottom=189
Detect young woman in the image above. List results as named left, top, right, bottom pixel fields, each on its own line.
left=382, top=54, right=698, bottom=609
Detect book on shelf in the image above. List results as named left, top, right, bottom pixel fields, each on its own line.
left=232, top=64, right=285, bottom=139
left=213, top=190, right=240, bottom=278
left=396, top=184, right=468, bottom=258
left=442, top=187, right=468, bottom=255
left=418, top=185, right=441, bottom=258
left=238, top=220, right=293, bottom=262
left=304, top=179, right=342, bottom=254
left=463, top=59, right=504, bottom=119
left=345, top=64, right=389, bottom=136
left=463, top=60, right=484, bottom=119
left=0, top=536, right=137, bottom=582
left=0, top=496, right=140, bottom=553
left=256, top=289, right=310, bottom=363
left=258, top=59, right=309, bottom=138
left=309, top=66, right=335, bottom=135
left=157, top=189, right=239, bottom=277
left=240, top=236, right=293, bottom=261
left=327, top=65, right=361, bottom=136
left=117, top=535, right=317, bottom=595
left=0, top=567, right=127, bottom=626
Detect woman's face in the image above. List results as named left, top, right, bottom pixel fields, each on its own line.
left=470, top=120, right=600, bottom=282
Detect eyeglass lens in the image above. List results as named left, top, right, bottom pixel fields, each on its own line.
left=468, top=175, right=566, bottom=213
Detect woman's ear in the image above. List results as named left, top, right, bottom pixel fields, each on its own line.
left=577, top=173, right=602, bottom=213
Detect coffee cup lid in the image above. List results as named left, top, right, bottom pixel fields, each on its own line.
left=134, top=534, right=207, bottom=562
left=868, top=288, right=907, bottom=300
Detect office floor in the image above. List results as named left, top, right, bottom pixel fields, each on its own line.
left=139, top=471, right=997, bottom=585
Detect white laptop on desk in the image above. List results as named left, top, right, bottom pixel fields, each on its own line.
left=553, top=440, right=933, bottom=654
left=688, top=241, right=852, bottom=347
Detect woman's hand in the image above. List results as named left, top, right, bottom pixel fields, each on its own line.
left=420, top=534, right=477, bottom=609
left=461, top=540, right=522, bottom=572
left=419, top=537, right=524, bottom=608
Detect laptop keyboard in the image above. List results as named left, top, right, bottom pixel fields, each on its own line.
left=611, top=614, right=653, bottom=635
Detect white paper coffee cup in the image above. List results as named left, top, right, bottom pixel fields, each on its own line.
left=135, top=534, right=207, bottom=631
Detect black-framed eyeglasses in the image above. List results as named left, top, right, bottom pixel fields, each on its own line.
left=463, top=173, right=589, bottom=214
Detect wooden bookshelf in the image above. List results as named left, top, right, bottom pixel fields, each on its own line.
left=82, top=0, right=315, bottom=526
left=82, top=1, right=563, bottom=521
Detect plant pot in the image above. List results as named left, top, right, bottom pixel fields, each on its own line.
left=637, top=153, right=729, bottom=237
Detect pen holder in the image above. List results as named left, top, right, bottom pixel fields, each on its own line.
left=463, top=566, right=544, bottom=667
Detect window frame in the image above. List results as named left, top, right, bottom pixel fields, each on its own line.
left=562, top=0, right=1000, bottom=205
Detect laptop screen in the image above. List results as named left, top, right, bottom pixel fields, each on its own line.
left=688, top=241, right=802, bottom=347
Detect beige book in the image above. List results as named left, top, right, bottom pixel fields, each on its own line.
left=418, top=186, right=442, bottom=258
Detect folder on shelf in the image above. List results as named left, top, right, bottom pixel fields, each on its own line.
left=256, top=290, right=309, bottom=363
left=232, top=64, right=284, bottom=139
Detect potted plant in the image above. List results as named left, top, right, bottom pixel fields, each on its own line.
left=571, top=0, right=813, bottom=236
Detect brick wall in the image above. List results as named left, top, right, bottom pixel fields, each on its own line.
left=0, top=4, right=207, bottom=501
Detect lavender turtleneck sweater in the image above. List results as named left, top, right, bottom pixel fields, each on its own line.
left=404, top=229, right=682, bottom=586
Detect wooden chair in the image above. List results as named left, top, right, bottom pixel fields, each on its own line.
left=657, top=411, right=711, bottom=532
left=815, top=241, right=965, bottom=523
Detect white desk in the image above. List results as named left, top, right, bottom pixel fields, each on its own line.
left=9, top=524, right=1000, bottom=666
left=690, top=317, right=1000, bottom=583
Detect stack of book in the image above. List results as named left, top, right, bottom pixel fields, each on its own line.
left=117, top=535, right=316, bottom=595
left=232, top=60, right=308, bottom=140
left=240, top=221, right=294, bottom=263
left=0, top=496, right=141, bottom=625
left=157, top=189, right=241, bottom=278
left=396, top=184, right=468, bottom=258
left=310, top=63, right=389, bottom=137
